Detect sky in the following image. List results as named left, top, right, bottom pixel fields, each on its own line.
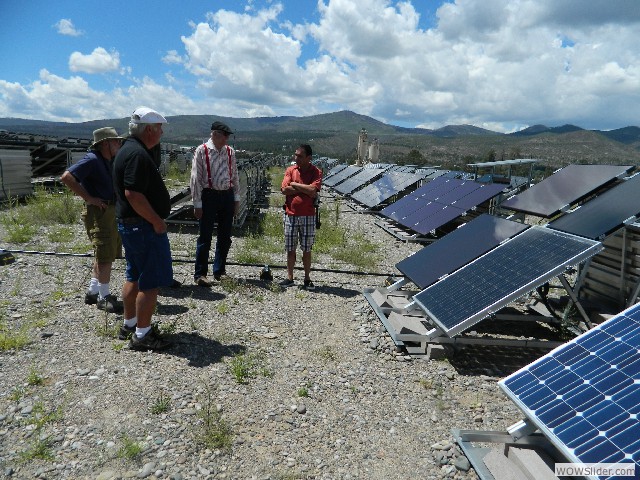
left=0, top=0, right=639, bottom=132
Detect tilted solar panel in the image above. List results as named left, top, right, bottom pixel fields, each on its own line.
left=450, top=182, right=505, bottom=210
left=396, top=202, right=465, bottom=235
left=324, top=165, right=362, bottom=187
left=548, top=173, right=640, bottom=240
left=499, top=302, right=640, bottom=476
left=501, top=164, right=633, bottom=218
left=396, top=214, right=530, bottom=289
left=413, top=226, right=602, bottom=337
left=334, top=168, right=385, bottom=194
left=351, top=172, right=422, bottom=208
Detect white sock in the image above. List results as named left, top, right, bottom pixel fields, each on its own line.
left=124, top=317, right=137, bottom=328
left=135, top=326, right=151, bottom=338
left=88, top=278, right=99, bottom=294
left=97, top=283, right=110, bottom=299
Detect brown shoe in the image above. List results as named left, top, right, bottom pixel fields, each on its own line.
left=195, top=276, right=213, bottom=287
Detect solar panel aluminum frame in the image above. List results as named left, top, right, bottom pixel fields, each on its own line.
left=413, top=227, right=603, bottom=337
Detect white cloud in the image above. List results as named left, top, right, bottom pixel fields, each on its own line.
left=0, top=70, right=200, bottom=122
left=69, top=47, right=122, bottom=74
left=53, top=18, right=84, bottom=37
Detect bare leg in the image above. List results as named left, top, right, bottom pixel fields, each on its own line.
left=302, top=251, right=312, bottom=281
left=135, top=288, right=158, bottom=329
left=95, top=262, right=113, bottom=284
left=122, top=281, right=138, bottom=319
left=286, top=250, right=296, bottom=280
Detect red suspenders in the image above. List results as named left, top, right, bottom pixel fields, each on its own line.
left=203, top=144, right=233, bottom=190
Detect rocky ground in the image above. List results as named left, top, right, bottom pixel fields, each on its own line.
left=0, top=191, right=557, bottom=480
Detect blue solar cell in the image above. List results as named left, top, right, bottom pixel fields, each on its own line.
left=414, top=226, right=602, bottom=336
left=451, top=183, right=505, bottom=210
left=500, top=302, right=640, bottom=472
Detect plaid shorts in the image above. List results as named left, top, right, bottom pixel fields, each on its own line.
left=82, top=205, right=122, bottom=263
left=283, top=214, right=316, bottom=252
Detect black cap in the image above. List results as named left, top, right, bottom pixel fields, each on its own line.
left=211, top=121, right=234, bottom=134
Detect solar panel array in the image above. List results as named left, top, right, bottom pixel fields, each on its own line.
left=351, top=171, right=424, bottom=208
left=323, top=165, right=362, bottom=187
left=333, top=168, right=386, bottom=194
left=499, top=302, right=640, bottom=473
left=323, top=164, right=348, bottom=180
left=396, top=214, right=530, bottom=289
left=501, top=164, right=633, bottom=218
left=379, top=177, right=505, bottom=235
left=548, top=173, right=640, bottom=240
left=413, top=226, right=602, bottom=336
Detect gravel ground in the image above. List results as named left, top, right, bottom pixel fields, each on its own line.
left=0, top=191, right=552, bottom=480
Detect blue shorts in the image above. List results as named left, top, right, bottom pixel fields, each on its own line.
left=118, top=221, right=173, bottom=291
left=283, top=214, right=316, bottom=252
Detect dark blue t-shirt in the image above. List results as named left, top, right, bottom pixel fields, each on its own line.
left=67, top=151, right=115, bottom=201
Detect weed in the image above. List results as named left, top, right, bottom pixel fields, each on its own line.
left=150, top=392, right=171, bottom=414
left=112, top=342, right=125, bottom=352
left=314, top=345, right=337, bottom=362
left=27, top=366, right=45, bottom=386
left=196, top=387, right=233, bottom=451
left=28, top=401, right=63, bottom=430
left=297, top=386, right=309, bottom=398
left=0, top=320, right=30, bottom=351
left=94, top=314, right=119, bottom=339
left=117, top=435, right=143, bottom=460
left=47, top=225, right=74, bottom=244
left=216, top=302, right=231, bottom=315
left=228, top=352, right=271, bottom=384
left=9, top=386, right=26, bottom=403
left=19, top=436, right=54, bottom=462
left=159, top=320, right=178, bottom=335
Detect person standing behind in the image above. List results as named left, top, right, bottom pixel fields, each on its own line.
left=280, top=144, right=322, bottom=290
left=190, top=121, right=240, bottom=287
left=60, top=127, right=124, bottom=314
left=113, top=107, right=173, bottom=351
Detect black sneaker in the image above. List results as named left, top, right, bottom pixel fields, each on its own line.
left=279, top=279, right=295, bottom=288
left=129, top=330, right=171, bottom=351
left=97, top=294, right=124, bottom=314
left=85, top=291, right=98, bottom=305
left=195, top=276, right=213, bottom=287
left=118, top=324, right=136, bottom=340
left=303, top=279, right=315, bottom=290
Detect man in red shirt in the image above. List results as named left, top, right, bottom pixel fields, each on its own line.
left=280, top=144, right=322, bottom=290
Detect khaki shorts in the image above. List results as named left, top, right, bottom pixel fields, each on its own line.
left=82, top=204, right=122, bottom=263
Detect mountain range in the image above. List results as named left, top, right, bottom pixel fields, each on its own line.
left=1, top=110, right=639, bottom=168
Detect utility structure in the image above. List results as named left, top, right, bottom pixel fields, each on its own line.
left=356, top=128, right=368, bottom=166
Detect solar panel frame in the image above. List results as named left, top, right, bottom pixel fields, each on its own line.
left=413, top=226, right=603, bottom=337
left=499, top=302, right=640, bottom=476
left=501, top=164, right=634, bottom=218
left=396, top=214, right=530, bottom=289
left=548, top=173, right=640, bottom=240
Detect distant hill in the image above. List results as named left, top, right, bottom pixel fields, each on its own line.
left=1, top=110, right=639, bottom=167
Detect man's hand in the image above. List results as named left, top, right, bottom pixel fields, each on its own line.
left=234, top=201, right=240, bottom=216
left=152, top=219, right=167, bottom=234
left=194, top=207, right=203, bottom=220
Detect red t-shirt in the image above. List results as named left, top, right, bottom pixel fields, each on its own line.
left=282, top=164, right=322, bottom=216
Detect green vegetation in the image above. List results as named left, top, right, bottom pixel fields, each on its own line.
left=27, top=366, right=45, bottom=386
left=0, top=320, right=30, bottom=351
left=195, top=387, right=233, bottom=451
left=150, top=392, right=171, bottom=414
left=314, top=345, right=337, bottom=362
left=117, top=435, right=143, bottom=460
left=228, top=351, right=272, bottom=384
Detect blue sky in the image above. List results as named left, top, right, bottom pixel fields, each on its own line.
left=0, top=0, right=638, bottom=132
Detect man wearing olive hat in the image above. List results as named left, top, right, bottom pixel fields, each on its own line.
left=61, top=127, right=124, bottom=314
left=190, top=121, right=240, bottom=287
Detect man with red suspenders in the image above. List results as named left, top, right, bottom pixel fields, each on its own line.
left=190, top=121, right=240, bottom=287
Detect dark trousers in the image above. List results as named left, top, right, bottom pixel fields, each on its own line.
left=194, top=188, right=234, bottom=279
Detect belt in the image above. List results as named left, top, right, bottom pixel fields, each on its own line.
left=203, top=188, right=233, bottom=193
left=118, top=217, right=145, bottom=224
left=87, top=200, right=115, bottom=206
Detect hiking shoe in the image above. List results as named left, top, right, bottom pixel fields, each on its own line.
left=196, top=276, right=213, bottom=287
left=129, top=330, right=171, bottom=351
left=279, top=279, right=295, bottom=288
left=303, top=279, right=315, bottom=290
left=118, top=324, right=136, bottom=340
left=85, top=291, right=98, bottom=305
left=213, top=272, right=226, bottom=281
left=97, top=294, right=124, bottom=314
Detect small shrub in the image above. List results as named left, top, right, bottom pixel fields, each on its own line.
left=117, top=435, right=143, bottom=460
left=27, top=366, right=45, bottom=386
left=196, top=388, right=233, bottom=451
left=150, top=392, right=171, bottom=414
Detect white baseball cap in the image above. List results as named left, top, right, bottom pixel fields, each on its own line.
left=130, top=107, right=167, bottom=124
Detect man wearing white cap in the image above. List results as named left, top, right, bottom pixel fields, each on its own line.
left=61, top=127, right=124, bottom=314
left=113, top=107, right=173, bottom=351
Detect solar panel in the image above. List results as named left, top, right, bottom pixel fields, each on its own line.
left=499, top=302, right=640, bottom=473
left=450, top=182, right=505, bottom=210
left=334, top=168, right=385, bottom=194
left=323, top=164, right=348, bottom=180
left=548, top=173, right=640, bottom=240
left=324, top=165, right=362, bottom=187
left=396, top=214, right=530, bottom=289
left=398, top=202, right=465, bottom=235
left=501, top=164, right=633, bottom=218
left=413, top=226, right=602, bottom=337
left=351, top=172, right=423, bottom=208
